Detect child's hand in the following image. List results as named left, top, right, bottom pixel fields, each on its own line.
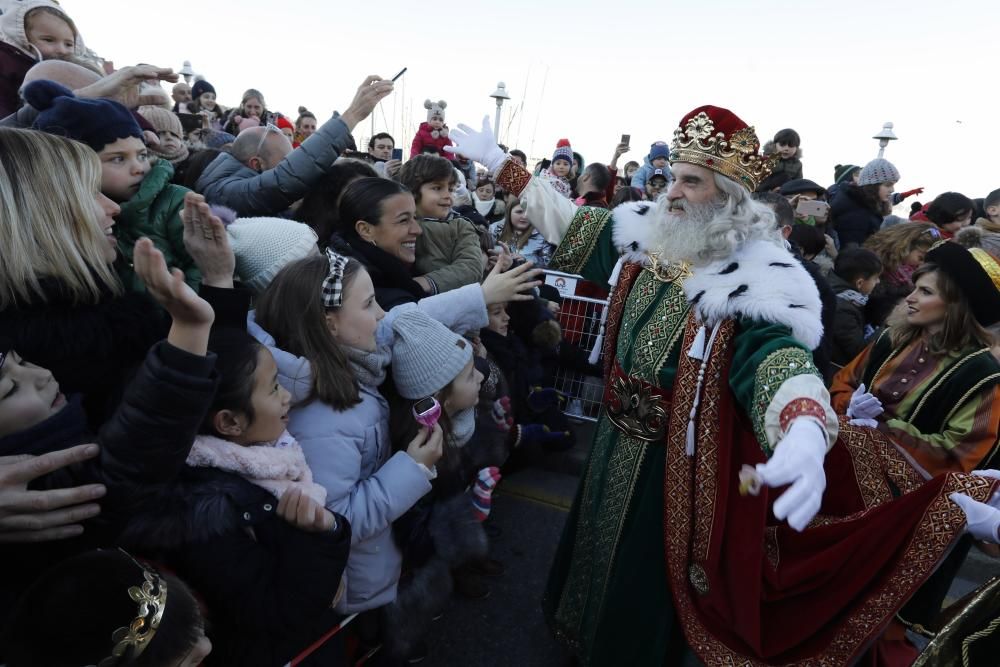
left=481, top=259, right=543, bottom=305
left=406, top=423, right=444, bottom=468
left=182, top=193, right=235, bottom=288
left=135, top=238, right=215, bottom=338
left=277, top=487, right=336, bottom=533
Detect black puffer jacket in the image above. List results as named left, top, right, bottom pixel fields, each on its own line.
left=120, top=467, right=351, bottom=666
left=0, top=340, right=219, bottom=637
left=830, top=185, right=883, bottom=248
left=0, top=282, right=249, bottom=426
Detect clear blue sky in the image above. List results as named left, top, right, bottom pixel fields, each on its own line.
left=67, top=0, right=1000, bottom=204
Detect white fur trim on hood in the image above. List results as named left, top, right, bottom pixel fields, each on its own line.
left=683, top=240, right=823, bottom=350
left=610, top=200, right=658, bottom=264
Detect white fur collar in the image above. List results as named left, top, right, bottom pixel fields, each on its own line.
left=611, top=200, right=658, bottom=263
left=682, top=240, right=823, bottom=349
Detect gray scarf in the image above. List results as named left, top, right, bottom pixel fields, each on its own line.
left=343, top=343, right=391, bottom=389
left=449, top=407, right=476, bottom=448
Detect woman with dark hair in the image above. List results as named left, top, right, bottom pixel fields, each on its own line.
left=332, top=176, right=429, bottom=310
left=829, top=158, right=898, bottom=247
left=295, top=159, right=378, bottom=247
left=916, top=191, right=975, bottom=239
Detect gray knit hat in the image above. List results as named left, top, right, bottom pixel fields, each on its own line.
left=391, top=310, right=472, bottom=399
left=858, top=158, right=900, bottom=186
left=227, top=218, right=319, bottom=292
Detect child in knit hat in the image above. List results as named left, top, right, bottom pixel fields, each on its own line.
left=189, top=79, right=225, bottom=130
left=138, top=104, right=189, bottom=166
left=539, top=138, right=575, bottom=199
left=628, top=141, right=673, bottom=191
left=0, top=1, right=87, bottom=117
left=409, top=99, right=454, bottom=158
left=26, top=80, right=200, bottom=292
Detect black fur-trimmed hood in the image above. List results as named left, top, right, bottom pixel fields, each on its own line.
left=119, top=466, right=276, bottom=551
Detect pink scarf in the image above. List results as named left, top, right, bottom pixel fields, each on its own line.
left=187, top=430, right=327, bottom=505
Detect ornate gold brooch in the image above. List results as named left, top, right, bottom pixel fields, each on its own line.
left=606, top=373, right=669, bottom=442
left=646, top=253, right=691, bottom=283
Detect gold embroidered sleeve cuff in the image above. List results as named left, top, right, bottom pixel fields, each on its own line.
left=751, top=349, right=837, bottom=455
left=549, top=206, right=613, bottom=275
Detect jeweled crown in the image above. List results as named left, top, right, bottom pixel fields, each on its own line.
left=669, top=105, right=777, bottom=192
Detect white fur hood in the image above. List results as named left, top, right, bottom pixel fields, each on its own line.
left=683, top=240, right=823, bottom=350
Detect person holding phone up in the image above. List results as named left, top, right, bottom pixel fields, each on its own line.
left=195, top=75, right=394, bottom=217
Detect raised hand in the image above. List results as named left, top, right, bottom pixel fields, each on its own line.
left=406, top=423, right=444, bottom=468
left=0, top=444, right=106, bottom=543
left=480, top=259, right=543, bottom=305
left=134, top=238, right=214, bottom=327
left=181, top=193, right=235, bottom=288
left=339, top=76, right=394, bottom=130
left=445, top=116, right=508, bottom=173
left=75, top=64, right=179, bottom=109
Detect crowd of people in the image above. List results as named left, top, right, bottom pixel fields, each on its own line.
left=1, top=2, right=1000, bottom=666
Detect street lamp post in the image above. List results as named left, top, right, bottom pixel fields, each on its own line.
left=489, top=82, right=510, bottom=145
left=179, top=61, right=195, bottom=84
left=873, top=122, right=898, bottom=158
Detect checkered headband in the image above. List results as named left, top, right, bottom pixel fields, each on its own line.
left=321, top=248, right=350, bottom=308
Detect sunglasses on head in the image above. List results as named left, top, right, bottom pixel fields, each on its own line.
left=253, top=122, right=282, bottom=157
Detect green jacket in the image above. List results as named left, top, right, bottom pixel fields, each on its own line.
left=413, top=214, right=483, bottom=294
left=114, top=159, right=200, bottom=292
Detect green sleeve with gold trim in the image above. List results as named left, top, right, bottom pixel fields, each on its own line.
left=548, top=206, right=619, bottom=284
left=729, top=317, right=820, bottom=456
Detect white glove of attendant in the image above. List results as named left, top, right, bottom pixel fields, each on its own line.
left=756, top=419, right=827, bottom=531
left=846, top=383, right=883, bottom=423
left=445, top=116, right=509, bottom=174
left=950, top=469, right=1000, bottom=543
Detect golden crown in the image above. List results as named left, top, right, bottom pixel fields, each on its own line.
left=669, top=111, right=777, bottom=191
left=98, top=566, right=168, bottom=667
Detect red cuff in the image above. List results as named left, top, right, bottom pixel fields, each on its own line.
left=495, top=159, right=532, bottom=197
left=779, top=398, right=827, bottom=433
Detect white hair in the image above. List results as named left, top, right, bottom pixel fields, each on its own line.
left=650, top=173, right=782, bottom=266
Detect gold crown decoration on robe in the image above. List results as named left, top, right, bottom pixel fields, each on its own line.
left=669, top=105, right=778, bottom=192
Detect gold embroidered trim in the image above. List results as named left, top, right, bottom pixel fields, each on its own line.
left=750, top=347, right=817, bottom=456
left=549, top=207, right=612, bottom=275
left=909, top=349, right=992, bottom=423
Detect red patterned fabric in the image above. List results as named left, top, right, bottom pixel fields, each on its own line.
left=778, top=397, right=828, bottom=433
left=494, top=158, right=532, bottom=198
left=661, top=318, right=1000, bottom=665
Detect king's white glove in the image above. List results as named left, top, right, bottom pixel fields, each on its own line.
left=445, top=116, right=509, bottom=174
left=950, top=469, right=1000, bottom=543
left=846, top=383, right=883, bottom=424
left=756, top=418, right=827, bottom=531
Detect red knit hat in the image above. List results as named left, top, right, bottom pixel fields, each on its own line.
left=669, top=105, right=776, bottom=191
left=276, top=115, right=294, bottom=132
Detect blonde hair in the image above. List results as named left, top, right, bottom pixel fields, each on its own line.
left=863, top=222, right=937, bottom=275
left=0, top=129, right=122, bottom=308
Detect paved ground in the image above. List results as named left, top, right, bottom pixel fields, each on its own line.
left=418, top=418, right=997, bottom=666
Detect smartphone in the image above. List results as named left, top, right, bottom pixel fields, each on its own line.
left=413, top=396, right=441, bottom=429
left=796, top=199, right=830, bottom=219
left=177, top=113, right=203, bottom=134
left=391, top=148, right=403, bottom=161
left=390, top=67, right=407, bottom=82
left=620, top=134, right=630, bottom=146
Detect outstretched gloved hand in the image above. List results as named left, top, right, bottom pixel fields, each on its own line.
left=846, top=383, right=883, bottom=425
left=445, top=116, right=509, bottom=173
left=755, top=419, right=828, bottom=531
left=951, top=469, right=1000, bottom=543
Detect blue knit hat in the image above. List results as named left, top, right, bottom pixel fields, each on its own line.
left=648, top=141, right=670, bottom=161
left=552, top=138, right=573, bottom=164
left=191, top=80, right=216, bottom=100
left=25, top=80, right=143, bottom=152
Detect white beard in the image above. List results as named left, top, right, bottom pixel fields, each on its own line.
left=648, top=199, right=722, bottom=266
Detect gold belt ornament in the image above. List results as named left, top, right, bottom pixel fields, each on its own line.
left=606, top=372, right=669, bottom=442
